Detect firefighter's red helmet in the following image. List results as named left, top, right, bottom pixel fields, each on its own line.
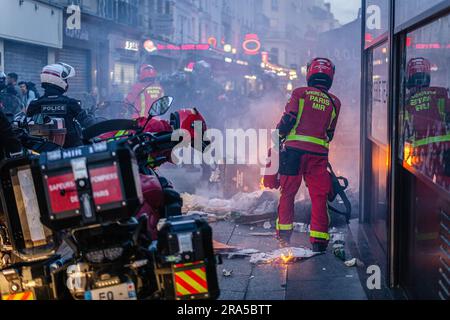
left=139, top=64, right=158, bottom=82
left=170, top=108, right=207, bottom=142
left=406, top=57, right=431, bottom=89
left=307, top=58, right=335, bottom=90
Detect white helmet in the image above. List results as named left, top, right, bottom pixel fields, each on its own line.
left=41, top=63, right=76, bottom=92
left=0, top=71, right=6, bottom=79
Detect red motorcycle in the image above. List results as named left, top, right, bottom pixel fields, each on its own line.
left=82, top=97, right=208, bottom=240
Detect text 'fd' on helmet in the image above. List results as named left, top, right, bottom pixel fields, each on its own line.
left=406, top=57, right=431, bottom=89
left=40, top=63, right=76, bottom=93
left=307, top=58, right=335, bottom=91
left=139, top=64, right=158, bottom=82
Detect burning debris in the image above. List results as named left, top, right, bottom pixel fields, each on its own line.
left=249, top=247, right=319, bottom=265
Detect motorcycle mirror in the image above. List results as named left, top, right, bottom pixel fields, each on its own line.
left=149, top=96, right=174, bottom=117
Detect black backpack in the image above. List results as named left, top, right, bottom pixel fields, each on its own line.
left=27, top=82, right=40, bottom=99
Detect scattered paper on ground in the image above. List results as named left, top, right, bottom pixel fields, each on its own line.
left=182, top=190, right=279, bottom=217
left=249, top=247, right=319, bottom=264
left=227, top=249, right=260, bottom=259
left=213, top=240, right=236, bottom=252
left=249, top=232, right=277, bottom=237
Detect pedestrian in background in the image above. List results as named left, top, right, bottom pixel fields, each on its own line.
left=5, top=72, right=19, bottom=95
left=18, top=81, right=36, bottom=108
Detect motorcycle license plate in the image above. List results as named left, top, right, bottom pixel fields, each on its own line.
left=84, top=282, right=137, bottom=300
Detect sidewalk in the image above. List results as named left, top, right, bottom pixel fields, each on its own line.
left=213, top=220, right=368, bottom=300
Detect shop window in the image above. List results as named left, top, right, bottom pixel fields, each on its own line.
left=398, top=15, right=450, bottom=193
left=395, top=0, right=447, bottom=27
left=368, top=43, right=389, bottom=145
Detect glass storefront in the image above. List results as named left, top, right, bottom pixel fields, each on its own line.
left=395, top=0, right=448, bottom=27
left=369, top=43, right=389, bottom=145
left=361, top=0, right=450, bottom=299
left=398, top=15, right=450, bottom=193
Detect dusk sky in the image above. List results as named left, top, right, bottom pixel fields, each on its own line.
left=328, top=0, right=362, bottom=25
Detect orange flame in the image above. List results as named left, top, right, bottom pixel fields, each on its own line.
left=280, top=250, right=294, bottom=264
left=260, top=177, right=266, bottom=191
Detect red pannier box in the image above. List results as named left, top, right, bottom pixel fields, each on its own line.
left=32, top=141, right=143, bottom=231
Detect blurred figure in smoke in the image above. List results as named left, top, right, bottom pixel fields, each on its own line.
left=275, top=58, right=341, bottom=251
left=126, top=64, right=164, bottom=119
left=189, top=61, right=224, bottom=128
left=403, top=57, right=450, bottom=189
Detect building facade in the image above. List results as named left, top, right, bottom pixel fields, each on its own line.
left=0, top=0, right=148, bottom=101
left=359, top=0, right=449, bottom=300
left=259, top=0, right=339, bottom=69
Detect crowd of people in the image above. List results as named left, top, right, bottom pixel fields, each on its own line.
left=0, top=71, right=40, bottom=118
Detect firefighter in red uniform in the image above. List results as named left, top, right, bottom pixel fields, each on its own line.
left=404, top=57, right=450, bottom=190
left=126, top=64, right=164, bottom=119
left=275, top=58, right=341, bottom=252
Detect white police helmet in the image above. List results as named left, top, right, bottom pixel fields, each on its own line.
left=40, top=63, right=76, bottom=92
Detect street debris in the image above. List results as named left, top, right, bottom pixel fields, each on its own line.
left=293, top=222, right=309, bottom=233
left=333, top=247, right=346, bottom=261
left=213, top=240, right=236, bottom=253
left=263, top=221, right=272, bottom=229
left=249, top=232, right=277, bottom=237
left=330, top=232, right=345, bottom=244
left=227, top=249, right=260, bottom=259
left=222, top=269, right=233, bottom=277
left=344, top=258, right=364, bottom=267
left=181, top=191, right=279, bottom=223
left=249, top=247, right=318, bottom=264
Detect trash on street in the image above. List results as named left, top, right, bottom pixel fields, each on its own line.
left=249, top=247, right=318, bottom=264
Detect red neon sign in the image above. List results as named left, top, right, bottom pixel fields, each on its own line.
left=144, top=39, right=212, bottom=52
left=208, top=37, right=217, bottom=48
left=242, top=34, right=261, bottom=55
left=415, top=43, right=441, bottom=49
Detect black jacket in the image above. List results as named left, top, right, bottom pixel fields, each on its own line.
left=27, top=92, right=96, bottom=148
left=0, top=109, right=22, bottom=159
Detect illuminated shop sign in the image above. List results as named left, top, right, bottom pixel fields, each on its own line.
left=143, top=39, right=211, bottom=52
left=242, top=34, right=261, bottom=55
left=208, top=37, right=218, bottom=48
left=143, top=40, right=157, bottom=53
left=124, top=40, right=139, bottom=51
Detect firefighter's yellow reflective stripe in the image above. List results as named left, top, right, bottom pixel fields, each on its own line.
left=286, top=135, right=330, bottom=148
left=2, top=291, right=34, bottom=300
left=288, top=98, right=305, bottom=137
left=286, top=97, right=331, bottom=148
left=328, top=106, right=337, bottom=130
left=276, top=218, right=293, bottom=231
left=310, top=230, right=330, bottom=241
left=412, top=134, right=450, bottom=148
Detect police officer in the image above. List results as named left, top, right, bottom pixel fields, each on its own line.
left=27, top=63, right=96, bottom=148
left=275, top=58, right=341, bottom=252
